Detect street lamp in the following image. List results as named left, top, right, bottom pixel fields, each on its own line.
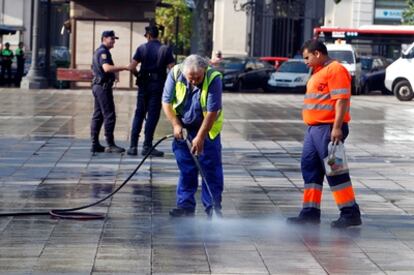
left=233, top=0, right=255, bottom=14
left=21, top=0, right=48, bottom=89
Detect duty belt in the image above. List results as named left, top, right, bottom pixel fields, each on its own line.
left=142, top=72, right=163, bottom=81
left=93, top=81, right=114, bottom=89
left=93, top=77, right=114, bottom=88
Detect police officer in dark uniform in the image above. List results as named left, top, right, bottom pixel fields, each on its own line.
left=91, top=30, right=128, bottom=154
left=126, top=25, right=175, bottom=156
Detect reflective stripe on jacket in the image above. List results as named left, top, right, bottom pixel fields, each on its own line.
left=172, top=64, right=223, bottom=139
left=302, top=61, right=351, bottom=125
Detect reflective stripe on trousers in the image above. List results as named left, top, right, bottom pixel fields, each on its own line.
left=303, top=183, right=323, bottom=209
left=301, top=124, right=359, bottom=213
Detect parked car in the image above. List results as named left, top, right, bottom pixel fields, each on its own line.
left=359, top=56, right=391, bottom=94
left=267, top=59, right=311, bottom=93
left=385, top=41, right=414, bottom=101
left=217, top=57, right=275, bottom=91
left=326, top=43, right=361, bottom=94
left=259, top=56, right=289, bottom=69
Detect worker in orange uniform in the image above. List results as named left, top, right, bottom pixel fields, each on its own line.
left=287, top=39, right=362, bottom=228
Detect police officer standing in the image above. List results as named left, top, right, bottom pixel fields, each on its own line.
left=91, top=30, right=128, bottom=154
left=15, top=42, right=25, bottom=87
left=1, top=42, right=13, bottom=86
left=126, top=25, right=175, bottom=157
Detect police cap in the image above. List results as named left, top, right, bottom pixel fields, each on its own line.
left=101, top=30, right=119, bottom=39
left=144, top=26, right=159, bottom=38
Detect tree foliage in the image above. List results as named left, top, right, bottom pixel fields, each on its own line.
left=403, top=0, right=414, bottom=25
left=156, top=0, right=192, bottom=53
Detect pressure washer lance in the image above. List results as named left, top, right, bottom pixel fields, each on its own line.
left=0, top=134, right=174, bottom=220
left=181, top=128, right=220, bottom=219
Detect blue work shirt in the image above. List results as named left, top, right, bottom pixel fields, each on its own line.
left=162, top=70, right=222, bottom=129
left=133, top=40, right=175, bottom=74
left=92, top=44, right=115, bottom=82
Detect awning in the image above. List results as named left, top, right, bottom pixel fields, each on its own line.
left=0, top=24, right=25, bottom=35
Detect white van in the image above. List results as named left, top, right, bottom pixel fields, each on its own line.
left=384, top=42, right=414, bottom=101
left=326, top=43, right=361, bottom=94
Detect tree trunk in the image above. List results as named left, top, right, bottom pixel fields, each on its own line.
left=191, top=0, right=214, bottom=57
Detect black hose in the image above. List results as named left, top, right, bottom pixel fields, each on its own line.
left=0, top=134, right=174, bottom=220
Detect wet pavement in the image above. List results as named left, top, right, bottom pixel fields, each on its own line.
left=0, top=88, right=414, bottom=274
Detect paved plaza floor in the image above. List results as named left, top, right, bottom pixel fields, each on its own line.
left=0, top=88, right=414, bottom=274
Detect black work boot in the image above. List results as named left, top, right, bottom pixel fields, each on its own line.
left=105, top=136, right=125, bottom=153
left=287, top=208, right=321, bottom=225
left=287, top=215, right=321, bottom=225
left=127, top=147, right=138, bottom=156
left=169, top=208, right=195, bottom=217
left=331, top=205, right=362, bottom=228
left=91, top=135, right=105, bottom=153
left=142, top=145, right=164, bottom=157
left=105, top=144, right=125, bottom=153
left=331, top=216, right=362, bottom=228
left=91, top=143, right=106, bottom=153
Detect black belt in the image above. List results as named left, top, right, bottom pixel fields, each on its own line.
left=93, top=82, right=114, bottom=89
left=144, top=72, right=165, bottom=81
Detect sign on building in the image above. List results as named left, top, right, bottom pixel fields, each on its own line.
left=375, top=9, right=403, bottom=20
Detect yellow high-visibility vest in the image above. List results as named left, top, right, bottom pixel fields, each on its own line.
left=172, top=64, right=223, bottom=139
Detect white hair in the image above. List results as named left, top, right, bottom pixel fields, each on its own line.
left=182, top=54, right=209, bottom=75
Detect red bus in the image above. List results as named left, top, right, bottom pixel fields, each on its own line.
left=259, top=56, right=289, bottom=69
left=313, top=25, right=414, bottom=58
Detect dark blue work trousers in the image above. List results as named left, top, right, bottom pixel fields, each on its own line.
left=130, top=82, right=163, bottom=148
left=300, top=123, right=360, bottom=219
left=172, top=129, right=224, bottom=211
left=91, top=84, right=116, bottom=144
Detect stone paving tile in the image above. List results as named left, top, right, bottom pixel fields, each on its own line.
left=0, top=257, right=38, bottom=272
left=1, top=90, right=414, bottom=273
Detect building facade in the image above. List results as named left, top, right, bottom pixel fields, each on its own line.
left=0, top=0, right=69, bottom=50
left=70, top=0, right=157, bottom=88
left=251, top=0, right=325, bottom=57
left=213, top=0, right=325, bottom=58
left=212, top=0, right=248, bottom=57
left=324, top=0, right=409, bottom=57
left=213, top=0, right=410, bottom=58
left=325, top=0, right=408, bottom=28
left=0, top=0, right=31, bottom=47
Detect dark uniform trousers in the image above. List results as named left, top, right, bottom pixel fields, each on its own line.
left=15, top=59, right=24, bottom=87
left=130, top=81, right=163, bottom=148
left=91, top=84, right=116, bottom=144
left=1, top=60, right=12, bottom=85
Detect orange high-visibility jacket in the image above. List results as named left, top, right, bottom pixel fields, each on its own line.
left=303, top=60, right=351, bottom=125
